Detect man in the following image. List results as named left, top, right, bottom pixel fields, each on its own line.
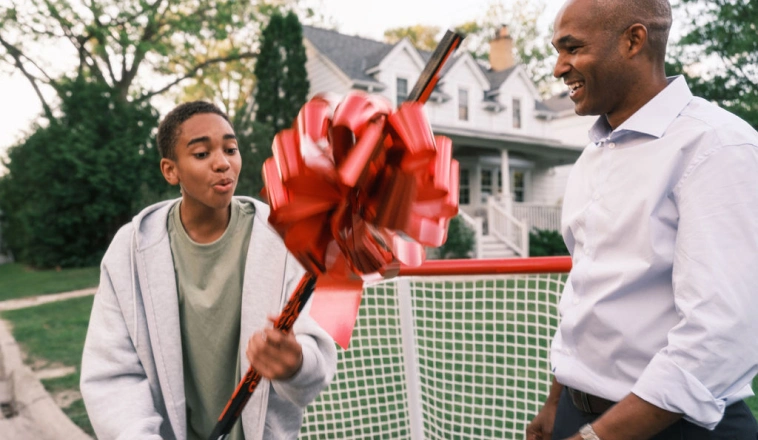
left=527, top=0, right=758, bottom=439
left=81, top=101, right=337, bottom=439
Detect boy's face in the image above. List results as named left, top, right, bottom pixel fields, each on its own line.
left=160, top=112, right=241, bottom=212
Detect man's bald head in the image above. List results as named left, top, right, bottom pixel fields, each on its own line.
left=593, top=0, right=672, bottom=62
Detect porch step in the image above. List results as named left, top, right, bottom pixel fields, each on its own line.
left=479, top=235, right=517, bottom=259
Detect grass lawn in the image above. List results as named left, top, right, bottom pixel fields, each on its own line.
left=747, top=379, right=758, bottom=417
left=0, top=295, right=95, bottom=436
left=0, top=263, right=99, bottom=302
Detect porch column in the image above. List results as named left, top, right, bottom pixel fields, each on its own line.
left=500, top=149, right=512, bottom=211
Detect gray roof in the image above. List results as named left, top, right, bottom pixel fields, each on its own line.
left=482, top=65, right=518, bottom=90
left=542, top=90, right=575, bottom=113
left=302, top=26, right=390, bottom=84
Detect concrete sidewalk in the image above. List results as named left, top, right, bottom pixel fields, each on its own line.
left=0, top=287, right=97, bottom=312
left=0, top=292, right=94, bottom=440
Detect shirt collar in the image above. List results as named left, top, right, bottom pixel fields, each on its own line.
left=588, top=75, right=694, bottom=143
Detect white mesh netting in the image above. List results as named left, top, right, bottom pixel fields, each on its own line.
left=300, top=273, right=566, bottom=439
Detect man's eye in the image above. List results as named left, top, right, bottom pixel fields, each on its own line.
left=194, top=152, right=208, bottom=159
left=567, top=46, right=580, bottom=54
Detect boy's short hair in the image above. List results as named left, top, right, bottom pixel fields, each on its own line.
left=157, top=101, right=231, bottom=159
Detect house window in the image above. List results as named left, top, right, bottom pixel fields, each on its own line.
left=459, top=168, right=470, bottom=205
left=512, top=98, right=522, bottom=129
left=481, top=169, right=493, bottom=202
left=458, top=88, right=469, bottom=121
left=396, top=78, right=408, bottom=106
left=512, top=170, right=525, bottom=202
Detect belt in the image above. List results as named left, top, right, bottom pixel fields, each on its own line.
left=565, top=387, right=616, bottom=414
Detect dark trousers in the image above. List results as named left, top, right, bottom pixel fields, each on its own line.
left=552, top=389, right=758, bottom=439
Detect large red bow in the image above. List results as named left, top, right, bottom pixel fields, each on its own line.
left=262, top=91, right=459, bottom=348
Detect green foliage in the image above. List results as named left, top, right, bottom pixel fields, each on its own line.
left=253, top=11, right=310, bottom=134
left=437, top=215, right=475, bottom=259
left=0, top=79, right=169, bottom=268
left=233, top=103, right=275, bottom=198
left=0, top=263, right=100, bottom=301
left=528, top=229, right=569, bottom=257
left=384, top=25, right=441, bottom=51
left=669, top=0, right=758, bottom=129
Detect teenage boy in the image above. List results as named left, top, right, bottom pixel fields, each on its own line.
left=81, top=101, right=337, bottom=440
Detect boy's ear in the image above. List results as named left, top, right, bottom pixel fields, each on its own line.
left=160, top=158, right=180, bottom=186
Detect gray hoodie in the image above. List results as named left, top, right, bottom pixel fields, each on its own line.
left=80, top=196, right=337, bottom=440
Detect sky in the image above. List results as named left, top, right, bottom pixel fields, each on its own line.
left=0, top=0, right=567, bottom=158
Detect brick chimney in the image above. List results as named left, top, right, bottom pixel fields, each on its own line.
left=489, top=25, right=514, bottom=72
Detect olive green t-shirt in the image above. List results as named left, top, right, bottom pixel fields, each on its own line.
left=168, top=199, right=255, bottom=440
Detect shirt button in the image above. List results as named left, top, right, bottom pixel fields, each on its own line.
left=593, top=192, right=600, bottom=201
left=608, top=142, right=616, bottom=149
left=572, top=297, right=579, bottom=305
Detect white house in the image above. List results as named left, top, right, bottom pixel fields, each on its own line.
left=302, top=25, right=595, bottom=257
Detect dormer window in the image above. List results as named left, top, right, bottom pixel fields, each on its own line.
left=458, top=88, right=469, bottom=121
left=396, top=78, right=408, bottom=106
left=512, top=98, right=522, bottom=128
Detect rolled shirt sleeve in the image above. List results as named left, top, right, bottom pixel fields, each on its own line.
left=631, top=143, right=758, bottom=428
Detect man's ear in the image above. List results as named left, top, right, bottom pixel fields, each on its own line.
left=624, top=23, right=648, bottom=58
left=160, top=157, right=180, bottom=185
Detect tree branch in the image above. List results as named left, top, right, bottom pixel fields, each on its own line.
left=42, top=0, right=108, bottom=84
left=0, top=35, right=54, bottom=119
left=84, top=0, right=118, bottom=84
left=137, top=52, right=257, bottom=102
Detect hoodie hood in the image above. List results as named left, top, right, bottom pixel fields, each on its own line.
left=130, top=195, right=268, bottom=252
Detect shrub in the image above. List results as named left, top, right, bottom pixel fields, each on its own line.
left=0, top=79, right=169, bottom=268
left=529, top=229, right=569, bottom=257
left=436, top=215, right=475, bottom=259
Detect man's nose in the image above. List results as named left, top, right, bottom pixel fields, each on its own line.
left=553, top=54, right=570, bottom=79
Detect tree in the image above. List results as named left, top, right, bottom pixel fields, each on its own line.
left=668, top=0, right=758, bottom=129
left=384, top=25, right=441, bottom=52
left=235, top=11, right=309, bottom=198
left=253, top=11, right=309, bottom=133
left=233, top=105, right=275, bottom=198
left=0, top=79, right=169, bottom=268
left=0, top=0, right=273, bottom=113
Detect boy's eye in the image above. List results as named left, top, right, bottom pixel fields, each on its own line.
left=194, top=152, right=208, bottom=159
left=225, top=147, right=238, bottom=155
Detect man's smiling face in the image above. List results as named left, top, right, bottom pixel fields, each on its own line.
left=551, top=0, right=630, bottom=119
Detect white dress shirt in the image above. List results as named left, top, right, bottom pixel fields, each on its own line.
left=551, top=76, right=758, bottom=429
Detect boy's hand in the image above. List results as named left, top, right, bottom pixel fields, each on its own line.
left=246, top=317, right=304, bottom=380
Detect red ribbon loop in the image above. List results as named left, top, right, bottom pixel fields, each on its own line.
left=262, top=91, right=459, bottom=348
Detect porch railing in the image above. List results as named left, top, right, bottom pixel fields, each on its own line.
left=488, top=197, right=529, bottom=257
left=512, top=203, right=562, bottom=232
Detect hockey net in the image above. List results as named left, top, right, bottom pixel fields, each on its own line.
left=299, top=257, right=571, bottom=439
